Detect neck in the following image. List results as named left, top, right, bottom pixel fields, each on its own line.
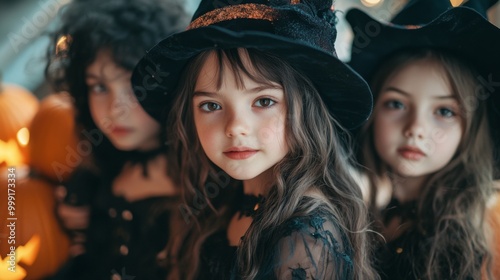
left=243, top=168, right=273, bottom=197
left=136, top=140, right=161, bottom=152
left=391, top=174, right=428, bottom=204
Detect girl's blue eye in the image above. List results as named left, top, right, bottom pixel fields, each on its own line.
left=200, top=102, right=221, bottom=112
left=254, top=98, right=276, bottom=108
left=384, top=100, right=405, bottom=110
left=437, top=107, right=456, bottom=118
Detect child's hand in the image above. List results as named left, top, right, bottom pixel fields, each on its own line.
left=54, top=185, right=90, bottom=257
left=54, top=185, right=90, bottom=230
left=57, top=203, right=90, bottom=230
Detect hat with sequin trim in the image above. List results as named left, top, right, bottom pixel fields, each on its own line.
left=131, top=0, right=373, bottom=129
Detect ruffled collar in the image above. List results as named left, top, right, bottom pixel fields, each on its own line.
left=124, top=146, right=165, bottom=177
left=237, top=193, right=265, bottom=218
left=382, top=197, right=418, bottom=225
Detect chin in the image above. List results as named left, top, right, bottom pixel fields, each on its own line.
left=393, top=167, right=427, bottom=178
left=111, top=141, right=138, bottom=151
left=226, top=173, right=253, bottom=181
left=223, top=170, right=259, bottom=181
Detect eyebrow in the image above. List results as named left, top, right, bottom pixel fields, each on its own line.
left=193, top=84, right=282, bottom=97
left=384, top=86, right=456, bottom=100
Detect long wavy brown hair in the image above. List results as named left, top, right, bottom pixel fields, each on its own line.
left=167, top=48, right=378, bottom=279
left=359, top=49, right=495, bottom=280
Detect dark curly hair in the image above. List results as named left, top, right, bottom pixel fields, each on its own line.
left=45, top=0, right=188, bottom=174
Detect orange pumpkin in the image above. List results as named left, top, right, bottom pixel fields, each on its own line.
left=0, top=177, right=70, bottom=279
left=487, top=191, right=500, bottom=279
left=0, top=81, right=39, bottom=168
left=29, top=93, right=81, bottom=182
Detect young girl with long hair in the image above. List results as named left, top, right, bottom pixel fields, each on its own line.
left=45, top=0, right=188, bottom=279
left=131, top=0, right=378, bottom=279
left=347, top=0, right=500, bottom=279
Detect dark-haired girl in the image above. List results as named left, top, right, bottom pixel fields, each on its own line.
left=45, top=0, right=189, bottom=279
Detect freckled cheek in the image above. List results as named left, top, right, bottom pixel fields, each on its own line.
left=89, top=98, right=110, bottom=128
left=374, top=112, right=395, bottom=134
left=257, top=115, right=287, bottom=147
left=431, top=119, right=462, bottom=143
left=142, top=120, right=160, bottom=138
left=434, top=127, right=462, bottom=156
left=373, top=115, right=399, bottom=156
left=194, top=118, right=224, bottom=154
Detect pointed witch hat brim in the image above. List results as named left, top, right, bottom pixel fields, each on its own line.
left=347, top=6, right=500, bottom=82
left=131, top=1, right=374, bottom=129
left=347, top=3, right=500, bottom=177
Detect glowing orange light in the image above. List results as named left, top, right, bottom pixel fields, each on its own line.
left=16, top=128, right=29, bottom=147
left=0, top=139, right=24, bottom=166
left=0, top=235, right=40, bottom=279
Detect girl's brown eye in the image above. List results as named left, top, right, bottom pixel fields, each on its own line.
left=255, top=98, right=275, bottom=107
left=200, top=102, right=221, bottom=112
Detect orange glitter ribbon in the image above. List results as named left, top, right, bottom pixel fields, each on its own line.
left=188, top=3, right=279, bottom=30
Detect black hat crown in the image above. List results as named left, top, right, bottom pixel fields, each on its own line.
left=391, top=0, right=497, bottom=25
left=132, top=0, right=374, bottom=129
left=187, top=0, right=339, bottom=57
left=391, top=0, right=452, bottom=25
left=347, top=0, right=500, bottom=81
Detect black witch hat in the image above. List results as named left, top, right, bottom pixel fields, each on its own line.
left=347, top=0, right=500, bottom=176
left=347, top=0, right=500, bottom=81
left=131, top=0, right=374, bottom=129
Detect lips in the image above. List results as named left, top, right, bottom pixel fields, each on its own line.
left=397, top=146, right=426, bottom=160
left=223, top=147, right=258, bottom=160
left=110, top=126, right=133, bottom=136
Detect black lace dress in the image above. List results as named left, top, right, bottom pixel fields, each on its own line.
left=375, top=198, right=480, bottom=280
left=374, top=198, right=422, bottom=280
left=51, top=150, right=178, bottom=280
left=199, top=196, right=354, bottom=280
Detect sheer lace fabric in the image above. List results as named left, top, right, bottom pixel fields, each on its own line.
left=199, top=208, right=354, bottom=279
left=259, top=210, right=353, bottom=279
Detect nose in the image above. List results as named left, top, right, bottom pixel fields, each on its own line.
left=225, top=110, right=250, bottom=137
left=404, top=111, right=426, bottom=139
left=109, top=89, right=133, bottom=120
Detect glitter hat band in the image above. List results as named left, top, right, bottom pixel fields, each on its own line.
left=188, top=3, right=277, bottom=30
left=131, top=0, right=373, bottom=129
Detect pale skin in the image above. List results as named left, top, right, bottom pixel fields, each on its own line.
left=372, top=58, right=464, bottom=241
left=57, top=49, right=177, bottom=255
left=192, top=50, right=289, bottom=245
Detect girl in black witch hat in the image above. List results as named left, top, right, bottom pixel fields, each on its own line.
left=45, top=0, right=189, bottom=279
left=131, top=0, right=379, bottom=279
left=347, top=0, right=500, bottom=279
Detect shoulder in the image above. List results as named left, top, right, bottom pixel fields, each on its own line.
left=279, top=206, right=337, bottom=236
left=278, top=192, right=347, bottom=243
left=263, top=202, right=354, bottom=279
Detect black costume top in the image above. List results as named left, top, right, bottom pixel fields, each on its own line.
left=52, top=150, right=178, bottom=280
left=375, top=198, right=481, bottom=280
left=198, top=195, right=354, bottom=280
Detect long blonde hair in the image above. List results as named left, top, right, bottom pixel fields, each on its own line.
left=169, top=48, right=378, bottom=279
left=359, top=49, right=495, bottom=280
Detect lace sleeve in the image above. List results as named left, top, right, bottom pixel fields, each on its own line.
left=261, top=212, right=354, bottom=280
